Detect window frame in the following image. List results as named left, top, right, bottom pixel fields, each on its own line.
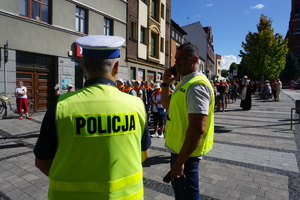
left=19, top=0, right=50, bottom=23
left=150, top=32, right=159, bottom=58
left=129, top=17, right=138, bottom=41
left=75, top=6, right=87, bottom=33
left=140, top=26, right=147, bottom=44
left=104, top=17, right=114, bottom=36
left=161, top=3, right=164, bottom=19
left=151, top=0, right=160, bottom=21
left=160, top=37, right=164, bottom=53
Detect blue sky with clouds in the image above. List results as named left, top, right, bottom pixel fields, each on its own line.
left=171, top=0, right=291, bottom=70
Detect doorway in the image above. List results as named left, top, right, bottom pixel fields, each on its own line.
left=16, top=71, right=49, bottom=111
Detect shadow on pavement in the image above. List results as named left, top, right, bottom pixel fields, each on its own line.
left=143, top=155, right=170, bottom=168
left=214, top=125, right=232, bottom=134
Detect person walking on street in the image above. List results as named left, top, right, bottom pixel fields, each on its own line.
left=240, top=75, right=252, bottom=110
left=216, top=80, right=226, bottom=112
left=161, top=43, right=215, bottom=200
left=276, top=78, right=282, bottom=101
left=15, top=81, right=32, bottom=120
left=230, top=79, right=239, bottom=103
left=150, top=83, right=165, bottom=138
left=271, top=79, right=277, bottom=101
left=34, top=35, right=151, bottom=200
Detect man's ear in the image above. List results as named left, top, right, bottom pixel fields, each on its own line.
left=192, top=56, right=199, bottom=64
left=112, top=60, right=120, bottom=76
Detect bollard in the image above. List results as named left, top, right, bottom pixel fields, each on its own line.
left=296, top=100, right=300, bottom=114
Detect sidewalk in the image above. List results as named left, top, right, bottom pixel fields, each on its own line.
left=0, top=89, right=299, bottom=200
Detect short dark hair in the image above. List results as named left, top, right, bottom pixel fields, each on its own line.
left=177, top=42, right=199, bottom=59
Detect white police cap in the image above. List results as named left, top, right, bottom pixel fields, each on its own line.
left=76, top=35, right=125, bottom=59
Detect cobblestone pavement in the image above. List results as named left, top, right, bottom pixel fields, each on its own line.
left=0, top=89, right=299, bottom=200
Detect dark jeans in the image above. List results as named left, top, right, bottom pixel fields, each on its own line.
left=152, top=112, right=164, bottom=127
left=171, top=153, right=201, bottom=200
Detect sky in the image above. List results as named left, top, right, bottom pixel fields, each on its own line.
left=171, top=0, right=291, bottom=70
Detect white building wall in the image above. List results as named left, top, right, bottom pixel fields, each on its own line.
left=138, top=2, right=148, bottom=60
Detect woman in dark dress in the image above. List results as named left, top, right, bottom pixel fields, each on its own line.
left=240, top=76, right=252, bottom=110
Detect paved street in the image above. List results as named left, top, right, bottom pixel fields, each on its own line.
left=0, top=89, right=299, bottom=200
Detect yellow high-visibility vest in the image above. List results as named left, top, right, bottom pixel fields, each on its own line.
left=165, top=75, right=215, bottom=157
left=49, top=84, right=146, bottom=200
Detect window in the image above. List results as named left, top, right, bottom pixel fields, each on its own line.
left=151, top=32, right=158, bottom=57
left=76, top=7, right=86, bottom=33
left=140, top=27, right=146, bottom=44
left=16, top=51, right=53, bottom=69
left=157, top=72, right=162, bottom=81
left=104, top=18, right=113, bottom=35
left=151, top=0, right=159, bottom=20
left=160, top=37, right=164, bottom=52
left=147, top=71, right=155, bottom=82
left=138, top=69, right=145, bottom=81
left=161, top=3, right=164, bottom=19
left=130, top=67, right=136, bottom=80
left=130, top=18, right=138, bottom=40
left=19, top=0, right=50, bottom=23
left=165, top=39, right=169, bottom=54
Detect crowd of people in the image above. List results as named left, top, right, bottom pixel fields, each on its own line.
left=114, top=78, right=178, bottom=138
left=210, top=76, right=282, bottom=112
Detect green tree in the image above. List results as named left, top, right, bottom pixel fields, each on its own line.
left=221, top=69, right=228, bottom=78
left=239, top=15, right=288, bottom=81
left=229, top=62, right=239, bottom=78
left=229, top=62, right=238, bottom=72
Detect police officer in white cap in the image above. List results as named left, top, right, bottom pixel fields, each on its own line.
left=34, top=35, right=151, bottom=200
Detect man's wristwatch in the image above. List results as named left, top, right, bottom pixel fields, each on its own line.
left=161, top=83, right=169, bottom=87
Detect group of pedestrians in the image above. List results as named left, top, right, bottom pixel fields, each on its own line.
left=115, top=78, right=175, bottom=139
left=211, top=76, right=282, bottom=112
left=264, top=78, right=282, bottom=101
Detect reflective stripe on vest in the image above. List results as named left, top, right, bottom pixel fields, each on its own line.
left=49, top=170, right=142, bottom=193
left=165, top=75, right=215, bottom=157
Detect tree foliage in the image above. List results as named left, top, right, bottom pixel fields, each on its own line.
left=229, top=62, right=238, bottom=72
left=221, top=69, right=228, bottom=78
left=239, top=15, right=288, bottom=80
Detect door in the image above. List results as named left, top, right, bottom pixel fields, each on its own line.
left=16, top=71, right=48, bottom=111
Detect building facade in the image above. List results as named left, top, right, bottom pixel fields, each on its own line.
left=127, top=0, right=171, bottom=82
left=0, top=0, right=127, bottom=111
left=286, top=0, right=300, bottom=56
left=203, top=26, right=215, bottom=78
left=181, top=22, right=207, bottom=73
left=170, top=20, right=187, bottom=66
left=214, top=54, right=222, bottom=79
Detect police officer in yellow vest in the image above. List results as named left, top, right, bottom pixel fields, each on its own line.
left=161, top=43, right=214, bottom=200
left=34, top=35, right=151, bottom=200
